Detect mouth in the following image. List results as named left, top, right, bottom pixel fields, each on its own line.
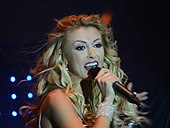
left=84, top=61, right=98, bottom=71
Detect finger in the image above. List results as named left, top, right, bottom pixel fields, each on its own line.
left=95, top=68, right=110, bottom=79
left=96, top=73, right=117, bottom=97
left=95, top=72, right=111, bottom=96
left=96, top=73, right=114, bottom=90
left=127, top=82, right=133, bottom=91
left=136, top=91, right=149, bottom=101
left=95, top=72, right=113, bottom=80
left=136, top=91, right=148, bottom=97
left=95, top=76, right=104, bottom=93
left=95, top=71, right=112, bottom=88
left=102, top=74, right=116, bottom=86
left=95, top=79, right=104, bottom=96
left=101, top=75, right=116, bottom=98
left=139, top=96, right=148, bottom=101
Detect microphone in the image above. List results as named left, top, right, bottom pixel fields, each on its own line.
left=88, top=67, right=141, bottom=106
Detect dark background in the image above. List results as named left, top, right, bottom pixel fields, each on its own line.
left=0, top=0, right=169, bottom=128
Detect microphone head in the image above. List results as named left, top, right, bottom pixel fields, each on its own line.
left=87, top=67, right=101, bottom=78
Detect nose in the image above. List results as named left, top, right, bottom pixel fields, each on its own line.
left=87, top=46, right=96, bottom=59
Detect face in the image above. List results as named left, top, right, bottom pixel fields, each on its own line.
left=63, top=26, right=104, bottom=79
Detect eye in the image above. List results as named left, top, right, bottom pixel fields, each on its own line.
left=94, top=43, right=103, bottom=48
left=75, top=46, right=86, bottom=51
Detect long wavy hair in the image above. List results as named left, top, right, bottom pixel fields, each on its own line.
left=20, top=14, right=150, bottom=128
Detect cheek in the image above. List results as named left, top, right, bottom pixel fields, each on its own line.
left=100, top=54, right=104, bottom=65
left=97, top=49, right=104, bottom=66
left=67, top=52, right=85, bottom=71
left=97, top=49, right=104, bottom=59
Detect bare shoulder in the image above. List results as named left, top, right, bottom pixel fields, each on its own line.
left=45, top=89, right=73, bottom=112
left=48, top=89, right=69, bottom=103
left=42, top=89, right=79, bottom=127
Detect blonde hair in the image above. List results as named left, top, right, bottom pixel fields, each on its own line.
left=20, top=14, right=149, bottom=128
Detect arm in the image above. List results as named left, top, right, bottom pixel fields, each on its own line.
left=42, top=89, right=84, bottom=128
left=42, top=89, right=113, bottom=128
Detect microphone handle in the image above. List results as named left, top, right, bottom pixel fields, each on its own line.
left=113, top=81, right=141, bottom=105
left=88, top=67, right=141, bottom=105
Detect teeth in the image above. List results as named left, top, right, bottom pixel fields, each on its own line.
left=85, top=62, right=97, bottom=68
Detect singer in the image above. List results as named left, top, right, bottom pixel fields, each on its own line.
left=20, top=13, right=151, bottom=128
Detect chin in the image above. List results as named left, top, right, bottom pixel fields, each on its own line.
left=82, top=73, right=89, bottom=79
left=80, top=73, right=88, bottom=79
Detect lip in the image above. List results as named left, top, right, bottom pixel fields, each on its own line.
left=84, top=60, right=99, bottom=71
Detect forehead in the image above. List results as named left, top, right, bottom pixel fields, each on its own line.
left=66, top=26, right=102, bottom=42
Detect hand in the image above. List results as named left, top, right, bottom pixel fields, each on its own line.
left=127, top=82, right=149, bottom=109
left=127, top=82, right=149, bottom=101
left=95, top=68, right=120, bottom=103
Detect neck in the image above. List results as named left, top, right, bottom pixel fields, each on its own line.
left=69, top=72, right=83, bottom=94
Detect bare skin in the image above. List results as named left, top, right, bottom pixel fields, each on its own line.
left=40, top=26, right=148, bottom=128
left=41, top=82, right=148, bottom=128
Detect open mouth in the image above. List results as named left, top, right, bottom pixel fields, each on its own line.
left=84, top=61, right=98, bottom=71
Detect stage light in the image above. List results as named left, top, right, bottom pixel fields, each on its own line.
left=28, top=92, right=33, bottom=98
left=12, top=111, right=17, bottom=117
left=10, top=76, right=16, bottom=82
left=11, top=93, right=17, bottom=100
left=26, top=75, right=32, bottom=81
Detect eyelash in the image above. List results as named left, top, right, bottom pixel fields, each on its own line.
left=75, top=43, right=103, bottom=51
left=75, top=46, right=86, bottom=50
left=94, top=43, right=102, bottom=48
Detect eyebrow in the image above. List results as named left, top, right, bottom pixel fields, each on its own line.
left=73, top=38, right=101, bottom=44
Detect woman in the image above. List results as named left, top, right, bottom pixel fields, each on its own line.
left=20, top=14, right=150, bottom=128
